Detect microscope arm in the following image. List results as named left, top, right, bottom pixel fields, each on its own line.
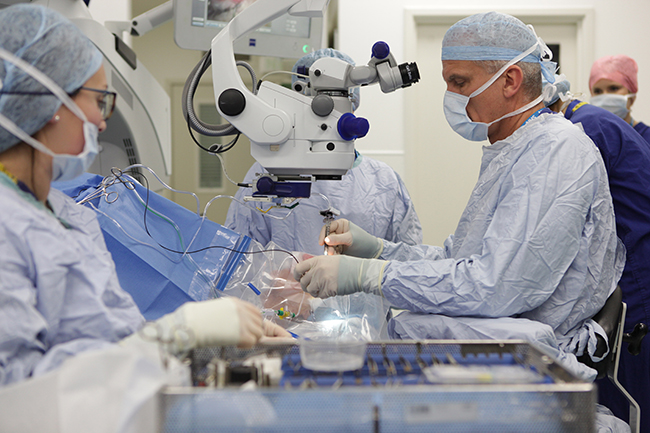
left=210, top=0, right=329, bottom=145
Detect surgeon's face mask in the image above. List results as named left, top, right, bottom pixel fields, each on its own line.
left=0, top=47, right=99, bottom=182
left=590, top=93, right=634, bottom=120
left=443, top=40, right=547, bottom=142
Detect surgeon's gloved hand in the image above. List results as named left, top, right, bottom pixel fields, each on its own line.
left=263, top=264, right=314, bottom=319
left=320, top=219, right=384, bottom=258
left=137, top=297, right=264, bottom=354
left=293, top=255, right=387, bottom=299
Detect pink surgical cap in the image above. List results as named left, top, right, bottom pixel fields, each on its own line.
left=589, top=55, right=638, bottom=94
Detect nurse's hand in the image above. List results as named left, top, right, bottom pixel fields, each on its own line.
left=230, top=298, right=265, bottom=348
left=320, top=219, right=384, bottom=258
left=262, top=320, right=292, bottom=338
left=126, top=298, right=268, bottom=354
left=165, top=297, right=264, bottom=351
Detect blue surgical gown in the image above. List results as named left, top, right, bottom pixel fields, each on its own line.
left=0, top=174, right=144, bottom=385
left=565, top=100, right=650, bottom=431
left=633, top=121, right=650, bottom=144
left=379, top=112, right=625, bottom=353
left=225, top=154, right=423, bottom=256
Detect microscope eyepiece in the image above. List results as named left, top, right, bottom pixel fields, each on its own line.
left=398, top=62, right=420, bottom=87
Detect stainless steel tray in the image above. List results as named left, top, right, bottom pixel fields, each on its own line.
left=160, top=340, right=595, bottom=433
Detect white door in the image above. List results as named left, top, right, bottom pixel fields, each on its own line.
left=404, top=11, right=592, bottom=246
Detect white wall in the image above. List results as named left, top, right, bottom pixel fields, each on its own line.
left=338, top=0, right=650, bottom=241
left=338, top=0, right=650, bottom=158
left=88, top=0, right=130, bottom=23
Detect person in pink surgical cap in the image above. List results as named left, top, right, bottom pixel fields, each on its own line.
left=589, top=55, right=650, bottom=143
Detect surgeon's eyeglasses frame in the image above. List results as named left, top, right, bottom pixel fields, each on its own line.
left=0, top=86, right=117, bottom=121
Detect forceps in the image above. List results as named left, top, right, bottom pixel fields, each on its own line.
left=320, top=207, right=341, bottom=255
left=77, top=167, right=135, bottom=205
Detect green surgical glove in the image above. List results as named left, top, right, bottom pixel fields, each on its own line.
left=320, top=219, right=384, bottom=258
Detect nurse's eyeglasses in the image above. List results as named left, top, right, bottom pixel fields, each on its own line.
left=0, top=86, right=117, bottom=121
left=69, top=86, right=117, bottom=121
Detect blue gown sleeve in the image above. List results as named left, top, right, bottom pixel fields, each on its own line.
left=385, top=172, right=424, bottom=245
left=381, top=236, right=450, bottom=262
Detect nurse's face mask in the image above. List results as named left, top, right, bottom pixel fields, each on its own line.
left=590, top=93, right=635, bottom=120
left=0, top=47, right=99, bottom=182
left=443, top=40, right=545, bottom=142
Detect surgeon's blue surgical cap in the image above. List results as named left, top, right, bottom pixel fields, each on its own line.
left=292, top=48, right=361, bottom=111
left=542, top=75, right=572, bottom=107
left=0, top=4, right=103, bottom=152
left=442, top=12, right=556, bottom=83
left=442, top=12, right=542, bottom=62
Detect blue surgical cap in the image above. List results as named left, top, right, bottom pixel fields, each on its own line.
left=292, top=48, right=361, bottom=111
left=542, top=74, right=572, bottom=107
left=442, top=12, right=542, bottom=63
left=0, top=4, right=103, bottom=153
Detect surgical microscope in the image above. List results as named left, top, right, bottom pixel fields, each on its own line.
left=182, top=0, right=420, bottom=207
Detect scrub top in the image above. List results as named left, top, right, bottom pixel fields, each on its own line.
left=633, top=120, right=650, bottom=144
left=226, top=154, right=423, bottom=256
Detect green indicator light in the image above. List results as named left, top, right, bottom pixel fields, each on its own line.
left=303, top=44, right=310, bottom=53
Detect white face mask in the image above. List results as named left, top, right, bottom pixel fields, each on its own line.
left=443, top=39, right=545, bottom=142
left=0, top=47, right=99, bottom=182
left=590, top=93, right=634, bottom=120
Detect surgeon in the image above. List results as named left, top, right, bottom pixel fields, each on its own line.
left=545, top=76, right=650, bottom=431
left=225, top=49, right=423, bottom=256
left=590, top=55, right=650, bottom=143
left=294, top=11, right=624, bottom=379
left=0, top=4, right=289, bottom=387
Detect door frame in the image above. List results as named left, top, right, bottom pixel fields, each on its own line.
left=403, top=7, right=595, bottom=151
left=401, top=8, right=594, bottom=244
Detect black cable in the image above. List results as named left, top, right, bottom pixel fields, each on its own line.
left=118, top=169, right=299, bottom=264
left=184, top=114, right=239, bottom=153
left=185, top=115, right=217, bottom=154
left=183, top=53, right=260, bottom=155
left=208, top=129, right=241, bottom=153
left=185, top=111, right=242, bottom=155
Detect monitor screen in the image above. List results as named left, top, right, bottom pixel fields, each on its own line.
left=174, top=0, right=324, bottom=58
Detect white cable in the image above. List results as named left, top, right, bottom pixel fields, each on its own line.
left=115, top=172, right=216, bottom=290
left=88, top=201, right=181, bottom=262
left=87, top=169, right=216, bottom=291
left=122, top=164, right=202, bottom=217
left=203, top=193, right=297, bottom=221
left=211, top=152, right=242, bottom=188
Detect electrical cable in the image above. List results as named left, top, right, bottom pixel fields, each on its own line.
left=113, top=168, right=299, bottom=264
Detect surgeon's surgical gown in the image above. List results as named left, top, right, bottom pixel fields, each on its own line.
left=380, top=112, right=625, bottom=351
left=225, top=155, right=423, bottom=256
left=0, top=175, right=144, bottom=385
